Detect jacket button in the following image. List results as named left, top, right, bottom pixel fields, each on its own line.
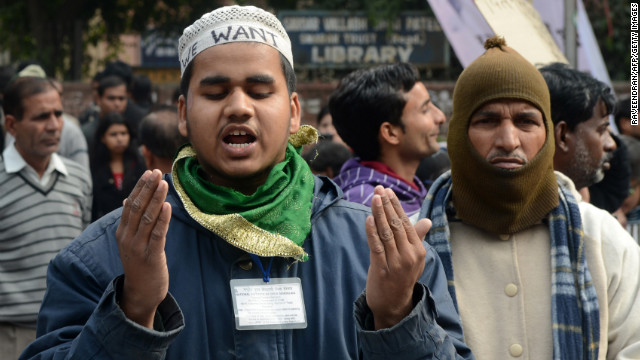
left=499, top=234, right=510, bottom=241
left=509, top=343, right=523, bottom=357
left=238, top=260, right=253, bottom=271
left=505, top=283, right=518, bottom=297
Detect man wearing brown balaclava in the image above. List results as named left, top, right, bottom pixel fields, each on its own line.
left=420, top=36, right=640, bottom=360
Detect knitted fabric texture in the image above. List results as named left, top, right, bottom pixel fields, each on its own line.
left=333, top=158, right=427, bottom=218
left=420, top=171, right=600, bottom=360
left=447, top=36, right=558, bottom=233
left=178, top=5, right=294, bottom=75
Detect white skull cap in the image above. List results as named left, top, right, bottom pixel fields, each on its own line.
left=178, top=5, right=294, bottom=75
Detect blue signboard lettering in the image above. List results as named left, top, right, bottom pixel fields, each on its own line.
left=279, top=11, right=447, bottom=68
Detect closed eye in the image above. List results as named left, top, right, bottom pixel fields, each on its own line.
left=204, top=92, right=228, bottom=100
left=247, top=75, right=275, bottom=99
left=249, top=90, right=273, bottom=99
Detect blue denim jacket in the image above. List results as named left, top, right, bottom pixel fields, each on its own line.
left=21, top=175, right=474, bottom=359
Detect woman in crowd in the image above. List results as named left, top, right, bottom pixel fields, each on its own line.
left=90, top=112, right=146, bottom=221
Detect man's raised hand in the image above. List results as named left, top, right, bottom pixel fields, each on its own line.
left=115, top=169, right=172, bottom=329
left=365, top=186, right=431, bottom=330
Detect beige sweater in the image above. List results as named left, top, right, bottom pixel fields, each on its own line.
left=449, top=172, right=640, bottom=360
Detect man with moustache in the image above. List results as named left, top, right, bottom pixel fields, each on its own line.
left=539, top=62, right=619, bottom=202
left=331, top=62, right=446, bottom=223
left=21, top=6, right=472, bottom=359
left=420, top=37, right=640, bottom=359
left=0, top=76, right=91, bottom=358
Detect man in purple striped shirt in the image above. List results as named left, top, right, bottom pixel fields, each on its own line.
left=330, top=62, right=445, bottom=222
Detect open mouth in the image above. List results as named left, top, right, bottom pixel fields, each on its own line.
left=224, top=130, right=256, bottom=148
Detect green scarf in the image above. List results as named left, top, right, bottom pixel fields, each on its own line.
left=172, top=126, right=318, bottom=261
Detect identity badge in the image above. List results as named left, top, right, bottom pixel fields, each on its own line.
left=230, top=278, right=307, bottom=330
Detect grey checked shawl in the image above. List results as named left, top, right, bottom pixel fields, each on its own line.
left=419, top=171, right=600, bottom=360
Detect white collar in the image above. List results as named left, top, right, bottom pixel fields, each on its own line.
left=3, top=140, right=68, bottom=177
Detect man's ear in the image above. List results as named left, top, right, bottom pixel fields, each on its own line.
left=178, top=94, right=188, bottom=138
left=4, top=114, right=18, bottom=137
left=554, top=121, right=571, bottom=152
left=140, top=145, right=153, bottom=170
left=379, top=122, right=401, bottom=146
left=289, top=92, right=301, bottom=134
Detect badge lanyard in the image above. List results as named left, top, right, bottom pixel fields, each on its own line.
left=249, top=254, right=274, bottom=283
left=231, top=255, right=307, bottom=330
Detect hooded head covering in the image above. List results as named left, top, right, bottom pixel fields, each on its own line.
left=447, top=36, right=558, bottom=234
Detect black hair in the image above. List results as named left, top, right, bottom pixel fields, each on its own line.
left=97, top=75, right=127, bottom=97
left=138, top=105, right=187, bottom=160
left=614, top=97, right=631, bottom=130
left=0, top=65, right=15, bottom=95
left=92, top=71, right=104, bottom=83
left=179, top=51, right=296, bottom=101
left=2, top=76, right=56, bottom=120
left=102, top=60, right=133, bottom=87
left=172, top=87, right=181, bottom=104
left=539, top=62, right=616, bottom=131
left=302, top=141, right=352, bottom=176
left=621, top=135, right=640, bottom=182
left=415, top=149, right=451, bottom=186
left=281, top=53, right=296, bottom=95
left=317, top=105, right=331, bottom=124
left=329, top=62, right=419, bottom=161
left=90, top=112, right=139, bottom=172
left=130, top=74, right=153, bottom=107
left=15, top=60, right=41, bottom=73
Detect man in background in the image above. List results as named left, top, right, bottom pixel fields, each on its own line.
left=331, top=62, right=446, bottom=222
left=421, top=36, right=640, bottom=359
left=138, top=105, right=187, bottom=173
left=3, top=64, right=90, bottom=170
left=615, top=97, right=640, bottom=140
left=539, top=63, right=623, bottom=213
left=302, top=139, right=352, bottom=178
left=82, top=75, right=129, bottom=149
left=1, top=76, right=91, bottom=358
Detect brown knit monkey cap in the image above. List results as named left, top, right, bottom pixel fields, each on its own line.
left=446, top=36, right=558, bottom=234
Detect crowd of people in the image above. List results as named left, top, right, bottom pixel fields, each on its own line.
left=0, top=4, right=638, bottom=359
left=0, top=59, right=187, bottom=358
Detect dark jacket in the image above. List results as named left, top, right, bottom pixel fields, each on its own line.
left=21, top=175, right=473, bottom=360
left=90, top=155, right=146, bottom=222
